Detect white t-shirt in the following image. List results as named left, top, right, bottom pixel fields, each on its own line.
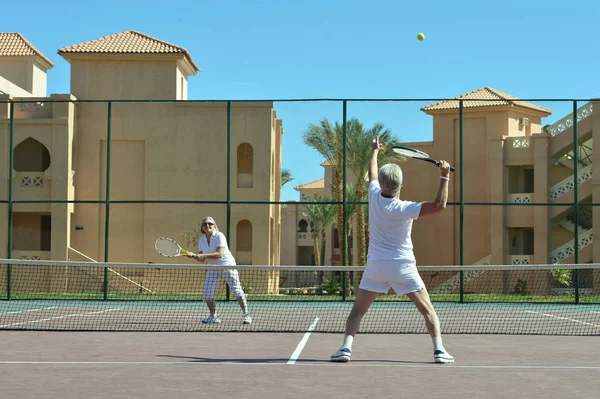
left=367, top=180, right=422, bottom=264
left=198, top=231, right=237, bottom=266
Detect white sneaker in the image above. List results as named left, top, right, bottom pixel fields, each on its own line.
left=434, top=350, right=454, bottom=364
left=330, top=347, right=351, bottom=362
left=202, top=314, right=221, bottom=324
left=242, top=313, right=252, bottom=324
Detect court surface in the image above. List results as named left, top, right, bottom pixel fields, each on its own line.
left=1, top=331, right=599, bottom=399
left=2, top=300, right=600, bottom=334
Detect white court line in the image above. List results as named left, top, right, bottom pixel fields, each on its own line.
left=525, top=310, right=600, bottom=328
left=0, top=308, right=121, bottom=328
left=287, top=316, right=320, bottom=365
left=0, top=307, right=56, bottom=315
left=0, top=361, right=599, bottom=370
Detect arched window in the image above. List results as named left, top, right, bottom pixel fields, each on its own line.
left=237, top=143, right=253, bottom=188
left=298, top=219, right=308, bottom=232
left=236, top=219, right=253, bottom=265
left=14, top=138, right=50, bottom=172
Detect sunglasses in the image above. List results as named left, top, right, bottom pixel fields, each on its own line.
left=202, top=222, right=214, bottom=226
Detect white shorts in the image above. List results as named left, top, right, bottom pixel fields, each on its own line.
left=359, top=260, right=425, bottom=295
left=203, top=269, right=246, bottom=300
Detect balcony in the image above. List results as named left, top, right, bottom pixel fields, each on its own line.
left=507, top=193, right=532, bottom=203
left=15, top=101, right=53, bottom=119
left=11, top=250, right=51, bottom=260
left=297, top=231, right=312, bottom=246
left=12, top=172, right=51, bottom=211
left=506, top=193, right=534, bottom=227
left=509, top=255, right=531, bottom=265
left=504, top=137, right=533, bottom=165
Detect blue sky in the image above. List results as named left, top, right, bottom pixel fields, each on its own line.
left=3, top=0, right=599, bottom=201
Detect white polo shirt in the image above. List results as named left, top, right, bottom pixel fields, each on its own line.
left=198, top=231, right=237, bottom=266
left=367, top=180, right=422, bottom=265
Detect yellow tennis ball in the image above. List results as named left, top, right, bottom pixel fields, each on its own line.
left=417, top=33, right=425, bottom=41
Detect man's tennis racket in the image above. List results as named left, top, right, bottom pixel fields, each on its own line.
left=155, top=237, right=192, bottom=258
left=391, top=145, right=455, bottom=172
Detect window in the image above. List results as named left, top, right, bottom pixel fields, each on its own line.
left=507, top=166, right=534, bottom=194
left=236, top=220, right=253, bottom=265
left=237, top=143, right=253, bottom=188
left=14, top=138, right=50, bottom=172
left=508, top=228, right=534, bottom=255
left=298, top=219, right=308, bottom=232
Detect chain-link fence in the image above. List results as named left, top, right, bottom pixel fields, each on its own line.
left=0, top=97, right=598, bottom=302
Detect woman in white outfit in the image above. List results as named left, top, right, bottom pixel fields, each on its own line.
left=330, top=136, right=454, bottom=364
left=188, top=216, right=252, bottom=325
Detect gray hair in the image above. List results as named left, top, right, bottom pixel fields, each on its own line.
left=378, top=163, right=403, bottom=196
left=201, top=216, right=220, bottom=234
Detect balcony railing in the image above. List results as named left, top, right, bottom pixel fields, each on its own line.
left=545, top=102, right=593, bottom=137
left=510, top=255, right=531, bottom=265
left=550, top=229, right=593, bottom=264
left=508, top=193, right=532, bottom=203
left=550, top=164, right=593, bottom=200
left=297, top=231, right=312, bottom=246
left=11, top=250, right=51, bottom=260
left=510, top=137, right=531, bottom=148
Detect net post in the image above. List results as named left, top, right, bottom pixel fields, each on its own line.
left=459, top=100, right=464, bottom=303
left=573, top=100, right=580, bottom=304
left=225, top=101, right=231, bottom=302
left=6, top=101, right=14, bottom=300
left=103, top=101, right=113, bottom=300
left=341, top=100, right=348, bottom=301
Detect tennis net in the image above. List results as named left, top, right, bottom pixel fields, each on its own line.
left=0, top=259, right=599, bottom=335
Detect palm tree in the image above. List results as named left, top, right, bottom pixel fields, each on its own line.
left=303, top=119, right=362, bottom=265
left=341, top=183, right=358, bottom=265
left=281, top=169, right=293, bottom=187
left=341, top=184, right=359, bottom=290
left=303, top=195, right=337, bottom=267
left=303, top=118, right=401, bottom=266
left=181, top=222, right=202, bottom=250
left=347, top=122, right=400, bottom=266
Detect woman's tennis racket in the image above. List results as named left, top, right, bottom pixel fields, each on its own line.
left=391, top=145, right=455, bottom=172
left=155, top=237, right=192, bottom=257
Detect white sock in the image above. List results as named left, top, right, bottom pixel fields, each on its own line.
left=342, top=335, right=354, bottom=350
left=432, top=336, right=445, bottom=352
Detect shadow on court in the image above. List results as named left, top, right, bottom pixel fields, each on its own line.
left=155, top=353, right=432, bottom=364
left=155, top=354, right=323, bottom=363
left=1, top=332, right=599, bottom=399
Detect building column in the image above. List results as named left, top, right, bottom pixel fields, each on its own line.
left=532, top=133, right=551, bottom=265
left=0, top=96, right=11, bottom=259
left=488, top=137, right=505, bottom=265
left=49, top=95, right=75, bottom=262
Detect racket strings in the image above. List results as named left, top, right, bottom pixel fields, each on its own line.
left=392, top=148, right=428, bottom=159
left=156, top=239, right=180, bottom=257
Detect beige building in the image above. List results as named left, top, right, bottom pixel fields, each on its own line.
left=2, top=31, right=599, bottom=296
left=285, top=88, right=598, bottom=279
left=0, top=31, right=283, bottom=268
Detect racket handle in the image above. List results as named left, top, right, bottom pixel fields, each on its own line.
left=435, top=161, right=455, bottom=172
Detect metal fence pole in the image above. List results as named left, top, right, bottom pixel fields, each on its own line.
left=342, top=100, right=348, bottom=301
left=103, top=101, right=113, bottom=300
left=573, top=100, right=580, bottom=304
left=6, top=101, right=14, bottom=300
left=226, top=101, right=231, bottom=302
left=459, top=100, right=465, bottom=303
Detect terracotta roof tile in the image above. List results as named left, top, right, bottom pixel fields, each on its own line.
left=0, top=33, right=54, bottom=67
left=421, top=87, right=552, bottom=115
left=294, top=178, right=324, bottom=190
left=58, top=30, right=199, bottom=71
